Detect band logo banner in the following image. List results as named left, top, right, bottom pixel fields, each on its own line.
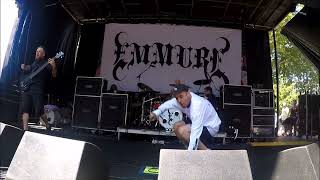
left=100, top=23, right=241, bottom=96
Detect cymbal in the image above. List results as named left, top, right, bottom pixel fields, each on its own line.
left=193, top=79, right=211, bottom=85
left=137, top=82, right=154, bottom=92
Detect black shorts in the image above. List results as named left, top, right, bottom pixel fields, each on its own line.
left=183, top=117, right=215, bottom=148
left=21, top=92, right=44, bottom=118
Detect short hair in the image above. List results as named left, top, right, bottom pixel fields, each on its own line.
left=204, top=86, right=212, bottom=93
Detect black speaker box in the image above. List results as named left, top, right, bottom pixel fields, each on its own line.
left=223, top=85, right=252, bottom=105
left=253, top=90, right=274, bottom=108
left=0, top=123, right=23, bottom=167
left=100, top=93, right=128, bottom=129
left=253, top=108, right=275, bottom=115
left=253, top=116, right=274, bottom=126
left=298, top=94, right=320, bottom=135
left=72, top=95, right=100, bottom=129
left=75, top=77, right=106, bottom=96
left=5, top=131, right=109, bottom=180
left=222, top=105, right=251, bottom=137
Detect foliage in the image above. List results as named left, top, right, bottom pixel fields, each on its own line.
left=273, top=78, right=299, bottom=111
left=269, top=11, right=319, bottom=112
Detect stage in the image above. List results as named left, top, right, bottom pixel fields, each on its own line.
left=1, top=122, right=316, bottom=180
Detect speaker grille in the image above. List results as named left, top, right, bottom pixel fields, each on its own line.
left=72, top=95, right=100, bottom=129
left=223, top=85, right=252, bottom=105
left=75, top=77, right=103, bottom=96
left=222, top=105, right=251, bottom=137
left=100, top=93, right=128, bottom=130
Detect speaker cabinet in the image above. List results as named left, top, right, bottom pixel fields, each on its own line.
left=0, top=123, right=23, bottom=167
left=5, top=132, right=108, bottom=180
left=100, top=93, right=128, bottom=130
left=298, top=94, right=320, bottom=136
left=72, top=95, right=101, bottom=129
left=253, top=89, right=274, bottom=108
left=222, top=105, right=251, bottom=137
left=158, top=149, right=253, bottom=180
left=223, top=85, right=252, bottom=105
left=253, top=109, right=275, bottom=115
left=75, top=76, right=106, bottom=96
left=253, top=116, right=275, bottom=126
left=270, top=143, right=319, bottom=180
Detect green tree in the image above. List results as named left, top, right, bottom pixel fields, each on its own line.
left=270, top=11, right=319, bottom=112
left=273, top=78, right=298, bottom=111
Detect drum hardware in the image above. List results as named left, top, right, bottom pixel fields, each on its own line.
left=44, top=105, right=61, bottom=127
left=137, top=82, right=154, bottom=92
left=193, top=79, right=211, bottom=94
left=140, top=96, right=162, bottom=128
left=137, top=83, right=160, bottom=95
left=130, top=83, right=181, bottom=130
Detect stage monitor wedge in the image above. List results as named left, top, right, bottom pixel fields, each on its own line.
left=5, top=132, right=108, bottom=180
left=271, top=143, right=319, bottom=180
left=158, top=149, right=253, bottom=180
left=0, top=123, right=23, bottom=168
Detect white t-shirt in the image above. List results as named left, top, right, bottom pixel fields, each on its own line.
left=280, top=106, right=290, bottom=120
left=153, top=92, right=221, bottom=150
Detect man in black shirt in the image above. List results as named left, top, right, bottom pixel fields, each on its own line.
left=20, top=46, right=57, bottom=131
left=204, top=86, right=219, bottom=112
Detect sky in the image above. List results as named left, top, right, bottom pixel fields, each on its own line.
left=0, top=0, right=18, bottom=76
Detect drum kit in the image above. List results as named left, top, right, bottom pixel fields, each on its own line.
left=133, top=82, right=183, bottom=131
left=193, top=79, right=211, bottom=96
left=132, top=79, right=210, bottom=131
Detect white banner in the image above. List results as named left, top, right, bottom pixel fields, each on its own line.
left=100, top=23, right=241, bottom=96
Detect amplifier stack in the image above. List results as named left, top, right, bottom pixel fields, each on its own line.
left=222, top=85, right=275, bottom=139
left=71, top=78, right=276, bottom=138
left=222, top=85, right=252, bottom=138
left=252, top=89, right=275, bottom=138
left=72, top=76, right=128, bottom=131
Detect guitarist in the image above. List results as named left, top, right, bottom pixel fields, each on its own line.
left=20, top=46, right=57, bottom=131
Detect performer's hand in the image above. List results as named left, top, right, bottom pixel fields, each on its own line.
left=149, top=112, right=158, bottom=122
left=21, top=64, right=30, bottom=71
left=48, top=58, right=56, bottom=67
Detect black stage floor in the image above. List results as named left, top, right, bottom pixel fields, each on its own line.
left=1, top=122, right=317, bottom=180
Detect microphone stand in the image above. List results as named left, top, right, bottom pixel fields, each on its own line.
left=136, top=64, right=154, bottom=85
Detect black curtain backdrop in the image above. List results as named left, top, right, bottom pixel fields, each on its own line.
left=244, top=29, right=273, bottom=89
left=74, top=24, right=105, bottom=77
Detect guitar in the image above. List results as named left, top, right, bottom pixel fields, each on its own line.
left=19, top=51, right=64, bottom=92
